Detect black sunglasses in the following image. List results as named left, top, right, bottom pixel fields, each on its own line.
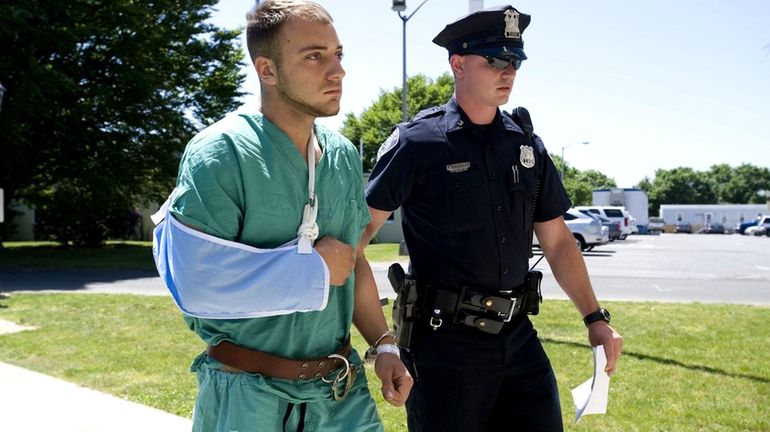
left=483, top=55, right=522, bottom=71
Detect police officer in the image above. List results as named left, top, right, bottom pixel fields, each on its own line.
left=359, top=5, right=623, bottom=431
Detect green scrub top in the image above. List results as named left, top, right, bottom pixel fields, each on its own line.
left=170, top=113, right=370, bottom=364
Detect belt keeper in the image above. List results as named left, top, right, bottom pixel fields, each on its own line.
left=473, top=317, right=504, bottom=334
left=429, top=309, right=443, bottom=330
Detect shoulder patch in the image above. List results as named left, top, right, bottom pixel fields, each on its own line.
left=377, top=128, right=400, bottom=161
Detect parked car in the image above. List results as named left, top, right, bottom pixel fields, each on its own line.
left=574, top=206, right=632, bottom=240
left=745, top=224, right=769, bottom=236
left=629, top=216, right=639, bottom=234
left=737, top=215, right=770, bottom=235
left=578, top=210, right=620, bottom=241
left=563, top=209, right=610, bottom=251
left=736, top=220, right=756, bottom=234
left=533, top=209, right=609, bottom=251
left=648, top=217, right=666, bottom=234
left=674, top=221, right=692, bottom=233
left=698, top=222, right=725, bottom=234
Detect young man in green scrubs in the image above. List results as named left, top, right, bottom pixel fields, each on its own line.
left=166, top=1, right=412, bottom=430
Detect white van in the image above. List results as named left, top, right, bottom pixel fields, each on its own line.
left=574, top=206, right=633, bottom=239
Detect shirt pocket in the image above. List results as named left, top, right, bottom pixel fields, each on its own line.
left=509, top=164, right=537, bottom=232
left=247, top=192, right=300, bottom=245
left=422, top=168, right=487, bottom=233
left=317, top=198, right=361, bottom=245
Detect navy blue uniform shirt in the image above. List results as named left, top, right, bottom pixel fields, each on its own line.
left=366, top=98, right=571, bottom=292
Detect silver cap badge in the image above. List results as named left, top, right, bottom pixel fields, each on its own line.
left=504, top=10, right=520, bottom=39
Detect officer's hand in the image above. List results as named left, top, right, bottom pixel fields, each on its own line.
left=314, top=236, right=355, bottom=286
left=374, top=353, right=413, bottom=406
left=588, top=322, right=624, bottom=376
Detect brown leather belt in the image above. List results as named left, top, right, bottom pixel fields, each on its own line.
left=206, top=340, right=352, bottom=381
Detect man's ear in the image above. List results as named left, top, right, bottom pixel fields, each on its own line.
left=449, top=54, right=464, bottom=78
left=255, top=56, right=278, bottom=86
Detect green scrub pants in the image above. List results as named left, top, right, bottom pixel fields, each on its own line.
left=190, top=354, right=384, bottom=432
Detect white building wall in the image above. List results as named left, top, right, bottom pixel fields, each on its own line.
left=593, top=188, right=649, bottom=226
left=659, top=204, right=766, bottom=232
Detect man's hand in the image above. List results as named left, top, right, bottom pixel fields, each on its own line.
left=314, top=236, right=355, bottom=286
left=374, top=353, right=413, bottom=406
left=588, top=322, right=624, bottom=376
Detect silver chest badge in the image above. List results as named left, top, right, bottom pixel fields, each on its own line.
left=504, top=10, right=520, bottom=39
left=519, top=145, right=535, bottom=168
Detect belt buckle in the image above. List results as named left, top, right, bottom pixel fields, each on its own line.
left=463, top=287, right=516, bottom=322
left=322, top=354, right=355, bottom=401
left=502, top=296, right=517, bottom=322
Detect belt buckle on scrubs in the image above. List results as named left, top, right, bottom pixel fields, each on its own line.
left=322, top=354, right=355, bottom=401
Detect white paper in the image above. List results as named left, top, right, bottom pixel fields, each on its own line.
left=571, top=345, right=610, bottom=423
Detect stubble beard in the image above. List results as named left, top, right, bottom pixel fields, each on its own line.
left=276, top=69, right=340, bottom=118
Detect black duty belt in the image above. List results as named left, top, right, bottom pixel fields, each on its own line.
left=428, top=285, right=526, bottom=335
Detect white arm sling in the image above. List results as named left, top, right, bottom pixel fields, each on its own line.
left=151, top=131, right=330, bottom=319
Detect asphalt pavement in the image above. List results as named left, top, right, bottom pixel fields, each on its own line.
left=1, top=234, right=769, bottom=305
left=532, top=233, right=770, bottom=306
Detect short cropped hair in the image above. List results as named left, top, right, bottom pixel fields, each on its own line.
left=246, top=0, right=333, bottom=64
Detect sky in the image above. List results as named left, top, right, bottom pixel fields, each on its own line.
left=209, top=0, right=770, bottom=187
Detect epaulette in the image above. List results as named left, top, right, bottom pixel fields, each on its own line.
left=408, top=105, right=445, bottom=124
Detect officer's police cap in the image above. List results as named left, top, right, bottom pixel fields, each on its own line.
left=433, top=5, right=530, bottom=61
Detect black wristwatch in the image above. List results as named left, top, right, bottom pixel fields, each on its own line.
left=583, top=308, right=611, bottom=327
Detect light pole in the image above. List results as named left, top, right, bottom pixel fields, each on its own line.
left=0, top=81, right=6, bottom=112
left=560, top=141, right=590, bottom=180
left=0, top=81, right=5, bottom=248
left=393, top=0, right=430, bottom=123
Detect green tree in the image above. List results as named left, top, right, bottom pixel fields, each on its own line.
left=646, top=167, right=717, bottom=214
left=562, top=169, right=616, bottom=206
left=708, top=163, right=770, bottom=204
left=0, top=0, right=245, bottom=246
left=341, top=73, right=454, bottom=171
left=636, top=176, right=653, bottom=195
left=707, top=163, right=734, bottom=203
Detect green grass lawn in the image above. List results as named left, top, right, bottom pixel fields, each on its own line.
left=0, top=241, right=158, bottom=270
left=0, top=241, right=402, bottom=269
left=1, top=294, right=768, bottom=431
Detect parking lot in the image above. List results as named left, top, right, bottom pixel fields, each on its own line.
left=1, top=234, right=768, bottom=307
left=532, top=233, right=770, bottom=305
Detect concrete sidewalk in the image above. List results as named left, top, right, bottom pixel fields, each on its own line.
left=0, top=360, right=192, bottom=431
